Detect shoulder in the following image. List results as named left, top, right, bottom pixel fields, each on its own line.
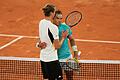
left=50, top=22, right=58, bottom=29
left=39, top=19, right=47, bottom=25
left=48, top=22, right=58, bottom=32
left=39, top=19, right=52, bottom=24
left=39, top=19, right=45, bottom=23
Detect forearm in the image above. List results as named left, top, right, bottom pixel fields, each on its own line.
left=54, top=30, right=68, bottom=49
left=59, top=37, right=65, bottom=46
left=54, top=37, right=65, bottom=49
left=70, top=38, right=80, bottom=58
left=70, top=38, right=76, bottom=47
left=70, top=38, right=79, bottom=51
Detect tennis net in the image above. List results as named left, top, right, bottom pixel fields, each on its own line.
left=0, top=56, right=120, bottom=80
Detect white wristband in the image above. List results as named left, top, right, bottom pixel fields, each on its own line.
left=72, top=45, right=78, bottom=51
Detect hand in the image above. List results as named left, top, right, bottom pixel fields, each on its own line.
left=61, top=30, right=68, bottom=38
left=73, top=51, right=81, bottom=59
left=36, top=42, right=47, bottom=49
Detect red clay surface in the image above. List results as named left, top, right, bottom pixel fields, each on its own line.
left=0, top=0, right=120, bottom=60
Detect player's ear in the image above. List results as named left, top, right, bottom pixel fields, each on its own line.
left=51, top=12, right=55, bottom=18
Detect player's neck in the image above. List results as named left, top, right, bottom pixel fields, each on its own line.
left=45, top=17, right=52, bottom=21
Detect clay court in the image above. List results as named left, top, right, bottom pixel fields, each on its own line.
left=0, top=0, right=120, bottom=59
left=0, top=0, right=120, bottom=80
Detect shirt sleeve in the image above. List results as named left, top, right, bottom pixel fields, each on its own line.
left=62, top=23, right=72, bottom=36
left=49, top=23, right=59, bottom=40
left=68, top=27, right=72, bottom=36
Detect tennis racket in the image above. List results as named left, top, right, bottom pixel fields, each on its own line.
left=66, top=58, right=80, bottom=72
left=65, top=11, right=82, bottom=28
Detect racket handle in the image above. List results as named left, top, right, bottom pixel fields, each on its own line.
left=78, top=51, right=81, bottom=59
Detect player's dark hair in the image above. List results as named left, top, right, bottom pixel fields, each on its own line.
left=42, top=4, right=55, bottom=17
left=55, top=10, right=62, bottom=16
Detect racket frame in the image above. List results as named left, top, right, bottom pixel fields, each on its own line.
left=66, top=58, right=80, bottom=71
left=65, top=11, right=82, bottom=28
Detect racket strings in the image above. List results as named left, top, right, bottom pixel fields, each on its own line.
left=66, top=12, right=82, bottom=27
left=67, top=60, right=80, bottom=70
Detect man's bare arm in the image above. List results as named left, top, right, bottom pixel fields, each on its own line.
left=54, top=30, right=68, bottom=49
left=68, top=35, right=81, bottom=58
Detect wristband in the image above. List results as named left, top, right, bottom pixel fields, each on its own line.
left=72, top=45, right=78, bottom=51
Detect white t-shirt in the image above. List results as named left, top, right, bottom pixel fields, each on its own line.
left=39, top=19, right=59, bottom=62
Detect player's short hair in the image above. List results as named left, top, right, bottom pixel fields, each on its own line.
left=42, top=4, right=56, bottom=17
left=55, top=10, right=62, bottom=16
left=53, top=10, right=63, bottom=19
